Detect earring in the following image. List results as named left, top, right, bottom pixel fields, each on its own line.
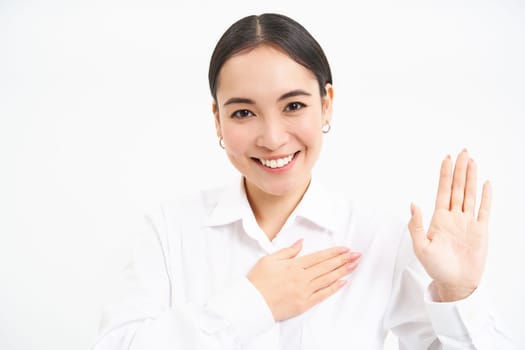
left=219, top=137, right=225, bottom=149
left=322, top=122, right=331, bottom=134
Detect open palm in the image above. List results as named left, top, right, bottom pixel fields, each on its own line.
left=409, top=150, right=492, bottom=301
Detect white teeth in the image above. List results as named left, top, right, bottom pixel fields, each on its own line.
left=258, top=153, right=295, bottom=169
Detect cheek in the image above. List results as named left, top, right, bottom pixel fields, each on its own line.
left=222, top=125, right=251, bottom=155
left=295, top=115, right=323, bottom=145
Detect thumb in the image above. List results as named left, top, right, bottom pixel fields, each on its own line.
left=408, top=203, right=427, bottom=250
left=273, top=239, right=303, bottom=259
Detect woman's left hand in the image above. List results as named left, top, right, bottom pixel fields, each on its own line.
left=408, top=149, right=492, bottom=302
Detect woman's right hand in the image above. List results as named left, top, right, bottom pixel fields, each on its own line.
left=247, top=239, right=361, bottom=321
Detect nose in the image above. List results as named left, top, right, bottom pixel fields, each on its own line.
left=255, top=117, right=289, bottom=151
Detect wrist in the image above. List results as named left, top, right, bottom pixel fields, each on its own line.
left=431, top=282, right=477, bottom=302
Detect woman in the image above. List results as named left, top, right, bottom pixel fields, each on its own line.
left=92, top=13, right=515, bottom=349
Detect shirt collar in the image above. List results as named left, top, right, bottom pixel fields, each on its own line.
left=206, top=176, right=339, bottom=233
left=206, top=177, right=251, bottom=227
left=292, top=177, right=338, bottom=233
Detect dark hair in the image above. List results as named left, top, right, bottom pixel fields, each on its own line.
left=208, top=13, right=332, bottom=100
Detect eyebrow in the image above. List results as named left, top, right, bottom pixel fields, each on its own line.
left=223, top=97, right=255, bottom=107
left=278, top=89, right=312, bottom=101
left=223, top=89, right=312, bottom=107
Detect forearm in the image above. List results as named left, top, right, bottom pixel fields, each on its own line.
left=92, top=277, right=275, bottom=350
left=424, top=283, right=517, bottom=350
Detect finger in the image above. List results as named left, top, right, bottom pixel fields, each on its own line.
left=307, top=279, right=348, bottom=309
left=273, top=239, right=303, bottom=260
left=435, top=155, right=453, bottom=211
left=409, top=203, right=427, bottom=249
left=306, top=251, right=361, bottom=280
left=297, top=246, right=350, bottom=269
left=477, top=181, right=492, bottom=223
left=450, top=149, right=469, bottom=211
left=463, top=158, right=477, bottom=216
left=309, top=260, right=358, bottom=293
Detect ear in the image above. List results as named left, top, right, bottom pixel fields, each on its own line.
left=212, top=100, right=221, bottom=138
left=321, top=83, right=334, bottom=125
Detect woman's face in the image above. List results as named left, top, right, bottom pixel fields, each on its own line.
left=213, top=44, right=333, bottom=200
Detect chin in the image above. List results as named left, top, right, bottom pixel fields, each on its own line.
left=263, top=186, right=295, bottom=197
left=259, top=178, right=306, bottom=198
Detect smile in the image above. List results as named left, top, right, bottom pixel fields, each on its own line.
left=257, top=152, right=297, bottom=169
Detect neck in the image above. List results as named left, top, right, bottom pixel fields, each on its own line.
left=244, top=177, right=310, bottom=241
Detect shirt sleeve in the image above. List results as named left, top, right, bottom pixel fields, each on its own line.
left=90, top=206, right=275, bottom=350
left=424, top=282, right=517, bottom=349
left=384, top=227, right=517, bottom=350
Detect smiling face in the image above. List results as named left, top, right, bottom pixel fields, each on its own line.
left=213, top=44, right=333, bottom=201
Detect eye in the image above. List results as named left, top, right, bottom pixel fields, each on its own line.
left=285, top=102, right=306, bottom=112
left=231, top=109, right=255, bottom=119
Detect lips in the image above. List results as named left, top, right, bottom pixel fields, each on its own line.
left=254, top=152, right=298, bottom=169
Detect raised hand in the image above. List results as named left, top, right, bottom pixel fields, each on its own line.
left=247, top=240, right=361, bottom=321
left=408, top=149, right=492, bottom=302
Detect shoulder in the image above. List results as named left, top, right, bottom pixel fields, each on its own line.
left=319, top=181, right=407, bottom=233
left=146, top=183, right=230, bottom=227
left=317, top=181, right=408, bottom=251
left=324, top=187, right=419, bottom=274
left=350, top=200, right=407, bottom=236
left=137, top=183, right=234, bottom=257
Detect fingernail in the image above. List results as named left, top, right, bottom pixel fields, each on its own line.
left=337, top=280, right=348, bottom=288
left=292, top=239, right=303, bottom=248
left=349, top=252, right=361, bottom=259
left=346, top=262, right=358, bottom=270
left=340, top=247, right=350, bottom=253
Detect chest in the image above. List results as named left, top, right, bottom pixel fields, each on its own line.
left=171, top=221, right=396, bottom=349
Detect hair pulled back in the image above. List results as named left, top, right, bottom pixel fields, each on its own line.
left=208, top=13, right=332, bottom=100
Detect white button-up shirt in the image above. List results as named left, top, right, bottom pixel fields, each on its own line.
left=92, top=177, right=515, bottom=349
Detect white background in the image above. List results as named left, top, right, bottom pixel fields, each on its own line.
left=1, top=0, right=524, bottom=349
